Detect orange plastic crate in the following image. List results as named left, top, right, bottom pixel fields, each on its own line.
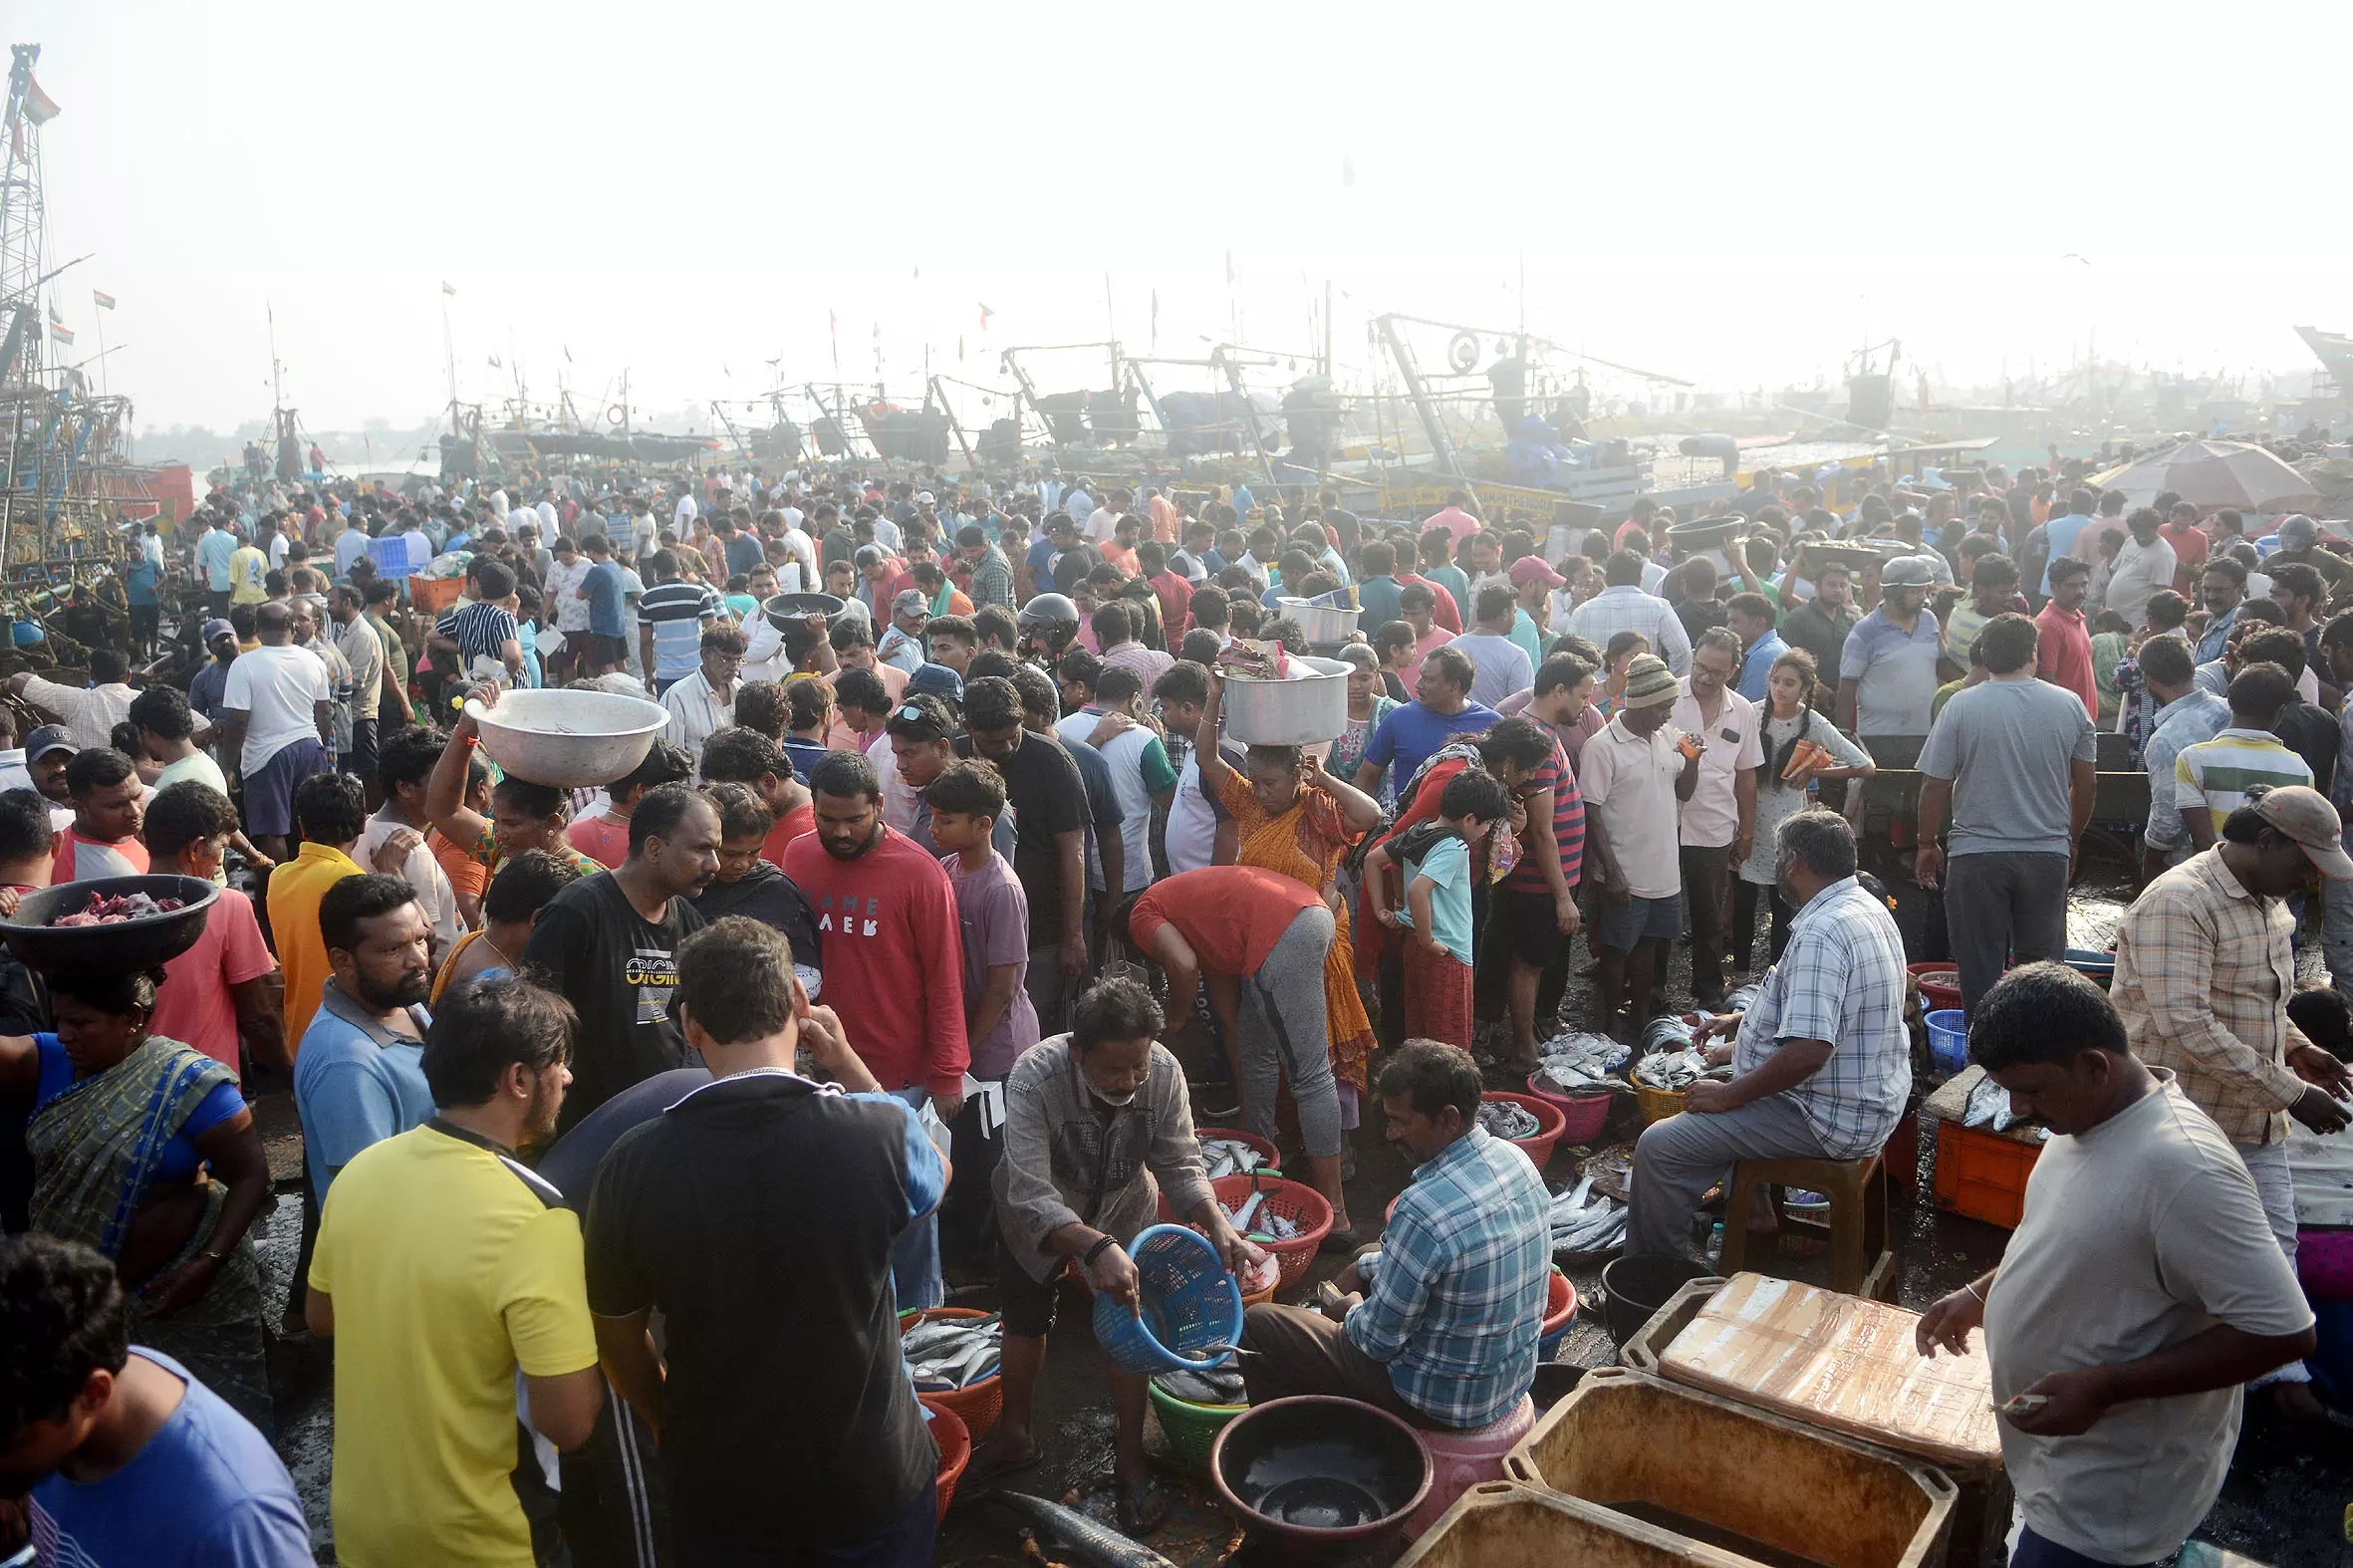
left=1933, top=1122, right=2041, bottom=1230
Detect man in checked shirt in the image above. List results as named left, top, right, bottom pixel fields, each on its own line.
left=2111, top=783, right=2353, bottom=1421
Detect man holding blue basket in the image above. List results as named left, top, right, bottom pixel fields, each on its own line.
left=975, top=973, right=1267, bottom=1533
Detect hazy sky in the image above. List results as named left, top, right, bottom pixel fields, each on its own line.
left=17, top=1, right=2353, bottom=441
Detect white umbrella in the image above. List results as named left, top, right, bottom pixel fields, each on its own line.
left=2085, top=439, right=2322, bottom=515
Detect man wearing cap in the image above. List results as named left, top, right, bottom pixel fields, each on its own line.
left=187, top=619, right=241, bottom=726
left=877, top=590, right=929, bottom=676
left=1507, top=556, right=1562, bottom=671
left=1578, top=653, right=1700, bottom=1032
left=1836, top=555, right=1945, bottom=743
left=20, top=727, right=77, bottom=823
left=2110, top=783, right=2353, bottom=1418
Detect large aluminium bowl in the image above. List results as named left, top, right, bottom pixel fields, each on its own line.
left=1221, top=655, right=1350, bottom=747
left=2, top=876, right=220, bottom=974
left=466, top=689, right=669, bottom=787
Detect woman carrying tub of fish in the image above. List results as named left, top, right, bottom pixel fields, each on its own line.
left=976, top=974, right=1269, bottom=1534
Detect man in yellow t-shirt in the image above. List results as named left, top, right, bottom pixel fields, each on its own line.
left=268, top=774, right=409, bottom=1052
left=307, top=979, right=601, bottom=1567
left=228, top=527, right=270, bottom=606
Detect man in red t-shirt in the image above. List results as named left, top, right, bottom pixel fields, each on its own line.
left=1121, top=867, right=1354, bottom=1240
left=2162, top=500, right=2210, bottom=597
left=2035, top=556, right=2099, bottom=717
left=785, top=748, right=968, bottom=1308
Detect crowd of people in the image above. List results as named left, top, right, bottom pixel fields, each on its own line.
left=0, top=454, right=2347, bottom=1568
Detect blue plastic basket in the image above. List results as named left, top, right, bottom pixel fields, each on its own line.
left=1092, top=1223, right=1245, bottom=1376
left=1925, top=1008, right=1967, bottom=1075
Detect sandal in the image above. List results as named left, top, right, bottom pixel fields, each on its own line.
left=962, top=1436, right=1040, bottom=1491
left=1115, top=1472, right=1170, bottom=1535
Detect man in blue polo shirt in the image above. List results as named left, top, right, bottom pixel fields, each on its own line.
left=292, top=875, right=434, bottom=1201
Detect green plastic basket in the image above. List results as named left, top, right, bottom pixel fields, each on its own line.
left=1149, top=1377, right=1247, bottom=1473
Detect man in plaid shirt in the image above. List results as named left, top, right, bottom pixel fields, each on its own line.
left=2111, top=784, right=2353, bottom=1413
left=1238, top=1041, right=1549, bottom=1430
left=1627, top=808, right=1911, bottom=1259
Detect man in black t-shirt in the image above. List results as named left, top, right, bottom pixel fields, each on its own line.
left=521, top=784, right=721, bottom=1134
left=585, top=918, right=946, bottom=1565
left=954, top=676, right=1088, bottom=1033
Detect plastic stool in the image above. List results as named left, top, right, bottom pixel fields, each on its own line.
left=1402, top=1393, right=1535, bottom=1541
left=1718, top=1154, right=1896, bottom=1301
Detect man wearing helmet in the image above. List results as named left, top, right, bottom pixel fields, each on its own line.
left=1018, top=593, right=1083, bottom=667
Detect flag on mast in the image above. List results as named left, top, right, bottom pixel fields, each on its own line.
left=46, top=301, right=71, bottom=345
left=20, top=76, right=60, bottom=125
left=91, top=291, right=116, bottom=311
left=441, top=281, right=457, bottom=297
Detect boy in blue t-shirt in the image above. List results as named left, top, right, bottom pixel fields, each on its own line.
left=1362, top=767, right=1510, bottom=1051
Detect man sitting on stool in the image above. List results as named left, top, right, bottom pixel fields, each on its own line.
left=1239, top=1041, right=1549, bottom=1432
left=1626, top=808, right=1911, bottom=1259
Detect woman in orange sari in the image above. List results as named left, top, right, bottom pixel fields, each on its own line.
left=1196, top=671, right=1385, bottom=1157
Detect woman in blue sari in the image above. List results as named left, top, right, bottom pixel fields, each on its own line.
left=0, top=965, right=275, bottom=1430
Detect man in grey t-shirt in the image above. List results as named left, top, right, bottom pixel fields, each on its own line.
left=1917, top=964, right=2312, bottom=1568
left=1914, top=612, right=2095, bottom=1013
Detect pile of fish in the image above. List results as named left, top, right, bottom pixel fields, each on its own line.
left=902, top=1313, right=1002, bottom=1391
left=1477, top=1100, right=1541, bottom=1141
left=1201, top=1137, right=1271, bottom=1178
left=1156, top=1365, right=1247, bottom=1406
left=52, top=891, right=185, bottom=927
left=1723, top=982, right=1762, bottom=1013
left=1633, top=1046, right=1732, bottom=1091
left=1532, top=1032, right=1629, bottom=1096
left=1547, top=1175, right=1629, bottom=1256
left=1641, top=1015, right=1699, bottom=1053
left=1221, top=1188, right=1301, bottom=1240
left=1962, top=1075, right=2050, bottom=1142
left=1214, top=636, right=1289, bottom=680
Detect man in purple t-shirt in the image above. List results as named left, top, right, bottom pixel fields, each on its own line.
left=924, top=760, right=1038, bottom=1279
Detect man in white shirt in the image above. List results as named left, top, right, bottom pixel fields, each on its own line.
left=1578, top=654, right=1700, bottom=1033
left=1669, top=629, right=1765, bottom=1008
left=1087, top=486, right=1131, bottom=544
left=8, top=651, right=136, bottom=753
left=660, top=624, right=745, bottom=777
left=774, top=514, right=818, bottom=594
left=543, top=536, right=594, bottom=683
left=672, top=485, right=698, bottom=534
left=219, top=601, right=333, bottom=861
left=1566, top=551, right=1695, bottom=675
left=359, top=724, right=465, bottom=951
left=2099, top=506, right=2180, bottom=632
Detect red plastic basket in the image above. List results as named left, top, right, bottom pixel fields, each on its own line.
left=1908, top=962, right=1961, bottom=1013
left=1163, top=1175, right=1333, bottom=1291
left=921, top=1397, right=970, bottom=1523
left=1523, top=1076, right=1613, bottom=1145
left=1539, top=1267, right=1577, bottom=1345
left=900, top=1307, right=1002, bottom=1440
left=1482, top=1090, right=1568, bottom=1171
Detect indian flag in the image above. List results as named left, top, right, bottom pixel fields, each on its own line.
left=21, top=76, right=59, bottom=126
left=91, top=290, right=115, bottom=311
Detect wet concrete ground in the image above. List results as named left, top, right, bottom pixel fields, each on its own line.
left=248, top=857, right=2352, bottom=1566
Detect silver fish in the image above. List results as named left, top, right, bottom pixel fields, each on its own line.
left=1477, top=1101, right=1540, bottom=1141
left=995, top=1491, right=1185, bottom=1568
